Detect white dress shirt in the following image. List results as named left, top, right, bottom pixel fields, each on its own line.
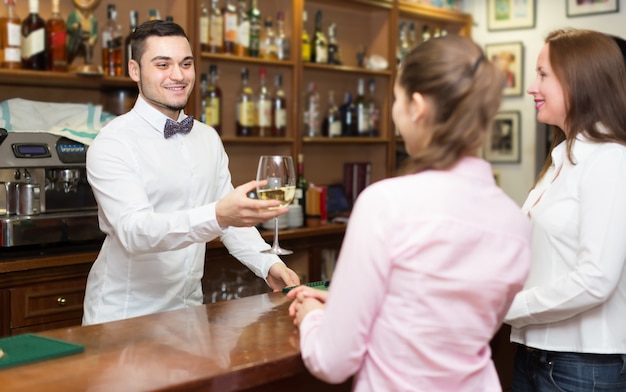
left=506, top=135, right=626, bottom=354
left=83, top=95, right=281, bottom=325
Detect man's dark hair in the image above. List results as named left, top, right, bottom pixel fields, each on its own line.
left=610, top=35, right=626, bottom=67
left=130, top=20, right=189, bottom=64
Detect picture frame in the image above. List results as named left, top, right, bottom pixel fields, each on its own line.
left=484, top=111, right=521, bottom=164
left=486, top=42, right=524, bottom=97
left=567, top=0, right=619, bottom=17
left=487, top=0, right=536, bottom=31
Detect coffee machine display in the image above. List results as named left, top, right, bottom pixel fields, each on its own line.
left=0, top=128, right=104, bottom=247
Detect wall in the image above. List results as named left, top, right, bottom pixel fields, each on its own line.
left=464, top=1, right=626, bottom=205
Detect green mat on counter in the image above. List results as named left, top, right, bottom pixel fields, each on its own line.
left=0, top=333, right=84, bottom=370
left=282, top=280, right=330, bottom=294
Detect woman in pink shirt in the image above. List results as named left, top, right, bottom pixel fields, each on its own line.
left=288, top=35, right=531, bottom=391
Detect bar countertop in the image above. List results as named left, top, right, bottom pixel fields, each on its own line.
left=0, top=292, right=351, bottom=391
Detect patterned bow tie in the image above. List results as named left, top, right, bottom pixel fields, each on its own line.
left=164, top=116, right=194, bottom=139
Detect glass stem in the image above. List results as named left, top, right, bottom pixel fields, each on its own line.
left=271, top=217, right=280, bottom=251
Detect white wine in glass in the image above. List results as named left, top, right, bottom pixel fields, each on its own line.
left=256, top=155, right=296, bottom=255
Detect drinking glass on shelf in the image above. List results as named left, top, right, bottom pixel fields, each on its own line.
left=256, top=155, right=296, bottom=255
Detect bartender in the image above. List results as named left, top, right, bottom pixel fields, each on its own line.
left=83, top=20, right=299, bottom=325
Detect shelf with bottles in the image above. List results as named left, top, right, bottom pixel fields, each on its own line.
left=397, top=0, right=471, bottom=29
left=201, top=52, right=296, bottom=68
left=0, top=68, right=135, bottom=89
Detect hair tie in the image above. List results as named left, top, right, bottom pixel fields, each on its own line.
left=472, top=55, right=485, bottom=74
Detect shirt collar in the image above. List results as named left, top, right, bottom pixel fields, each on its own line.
left=132, top=95, right=188, bottom=137
left=552, top=130, right=604, bottom=168
left=449, top=156, right=496, bottom=185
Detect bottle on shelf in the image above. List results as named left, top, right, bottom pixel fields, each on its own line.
left=165, top=16, right=174, bottom=22
left=275, top=11, right=289, bottom=60
left=421, top=25, right=431, bottom=44
left=272, top=73, right=287, bottom=137
left=327, top=22, right=341, bottom=65
left=208, top=0, right=223, bottom=53
left=408, top=22, right=417, bottom=48
left=367, top=78, right=380, bottom=137
left=236, top=67, right=255, bottom=136
left=303, top=82, right=321, bottom=137
left=235, top=0, right=249, bottom=56
left=340, top=92, right=357, bottom=136
left=247, top=0, right=261, bottom=57
left=255, top=68, right=272, bottom=137
left=200, top=72, right=208, bottom=122
left=203, top=64, right=222, bottom=134
left=1, top=0, right=22, bottom=69
left=301, top=10, right=310, bottom=62
left=20, top=0, right=46, bottom=70
left=101, top=3, right=123, bottom=77
left=355, top=78, right=370, bottom=137
left=148, top=9, right=160, bottom=21
left=222, top=0, right=238, bottom=54
left=124, top=10, right=138, bottom=76
left=311, top=10, right=327, bottom=64
left=199, top=1, right=210, bottom=52
left=294, top=153, right=308, bottom=227
left=322, top=90, right=341, bottom=138
left=260, top=17, right=278, bottom=60
left=45, top=0, right=66, bottom=71
left=397, top=22, right=409, bottom=66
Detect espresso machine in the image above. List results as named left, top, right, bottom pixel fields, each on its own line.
left=0, top=128, right=104, bottom=248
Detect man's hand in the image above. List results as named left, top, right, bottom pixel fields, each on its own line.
left=216, top=180, right=289, bottom=227
left=266, top=262, right=300, bottom=291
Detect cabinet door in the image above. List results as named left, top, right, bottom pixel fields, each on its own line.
left=10, top=278, right=87, bottom=329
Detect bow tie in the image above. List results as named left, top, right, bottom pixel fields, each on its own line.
left=164, top=116, right=194, bottom=139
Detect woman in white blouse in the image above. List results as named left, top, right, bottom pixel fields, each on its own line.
left=505, top=29, right=626, bottom=391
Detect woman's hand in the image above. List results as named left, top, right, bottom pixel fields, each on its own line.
left=287, top=286, right=328, bottom=327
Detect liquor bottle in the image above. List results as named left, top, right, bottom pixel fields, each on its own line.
left=272, top=73, right=287, bottom=137
left=165, top=16, right=174, bottom=22
left=408, top=22, right=417, bottom=48
left=275, top=11, right=290, bottom=60
left=327, top=22, right=341, bottom=65
left=148, top=9, right=160, bottom=21
left=355, top=78, right=370, bottom=136
left=247, top=0, right=261, bottom=57
left=236, top=67, right=255, bottom=136
left=260, top=17, right=278, bottom=60
left=294, top=153, right=307, bottom=226
left=311, top=10, right=327, bottom=64
left=199, top=1, right=210, bottom=52
left=303, top=82, right=321, bottom=137
left=21, top=0, right=46, bottom=70
left=340, top=92, right=357, bottom=136
left=301, top=10, right=310, bottom=62
left=124, top=10, right=138, bottom=76
left=235, top=0, right=249, bottom=56
left=204, top=64, right=222, bottom=134
left=421, top=25, right=431, bottom=44
left=208, top=0, right=223, bottom=53
left=255, top=68, right=272, bottom=137
left=397, top=22, right=409, bottom=66
left=1, top=0, right=22, bottom=69
left=45, top=0, right=66, bottom=71
left=322, top=90, right=341, bottom=138
left=222, top=0, right=237, bottom=54
left=102, top=4, right=123, bottom=77
left=200, top=73, right=208, bottom=123
left=367, top=78, right=380, bottom=137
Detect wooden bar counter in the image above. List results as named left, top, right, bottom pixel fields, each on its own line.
left=0, top=291, right=352, bottom=391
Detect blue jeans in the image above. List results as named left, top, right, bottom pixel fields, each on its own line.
left=512, top=345, right=626, bottom=391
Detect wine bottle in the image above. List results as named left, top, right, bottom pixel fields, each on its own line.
left=21, top=0, right=46, bottom=70
left=311, top=10, right=327, bottom=64
left=340, top=92, right=357, bottom=136
left=256, top=68, right=272, bottom=137
left=124, top=10, right=138, bottom=76
left=208, top=0, right=223, bottom=53
left=367, top=78, right=380, bottom=137
left=301, top=10, right=310, bottom=62
left=1, top=0, right=22, bottom=69
left=236, top=67, right=255, bottom=136
left=272, top=73, right=287, bottom=137
left=203, top=64, right=222, bottom=134
left=355, top=78, right=370, bottom=136
left=303, top=82, right=321, bottom=137
left=101, top=4, right=123, bottom=77
left=247, top=0, right=261, bottom=57
left=322, top=90, right=342, bottom=138
left=45, top=0, right=66, bottom=71
left=327, top=23, right=341, bottom=65
left=275, top=11, right=290, bottom=60
left=235, top=0, right=249, bottom=56
left=294, top=153, right=308, bottom=226
left=199, top=1, right=210, bottom=52
left=222, top=0, right=237, bottom=54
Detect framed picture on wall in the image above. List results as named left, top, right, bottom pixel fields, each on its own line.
left=486, top=42, right=524, bottom=97
left=484, top=111, right=521, bottom=164
left=567, top=0, right=619, bottom=17
left=487, top=0, right=536, bottom=31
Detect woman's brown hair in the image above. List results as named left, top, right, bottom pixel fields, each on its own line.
left=536, top=29, right=626, bottom=183
left=396, top=34, right=505, bottom=175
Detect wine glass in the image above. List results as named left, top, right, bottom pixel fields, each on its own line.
left=256, top=155, right=296, bottom=255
